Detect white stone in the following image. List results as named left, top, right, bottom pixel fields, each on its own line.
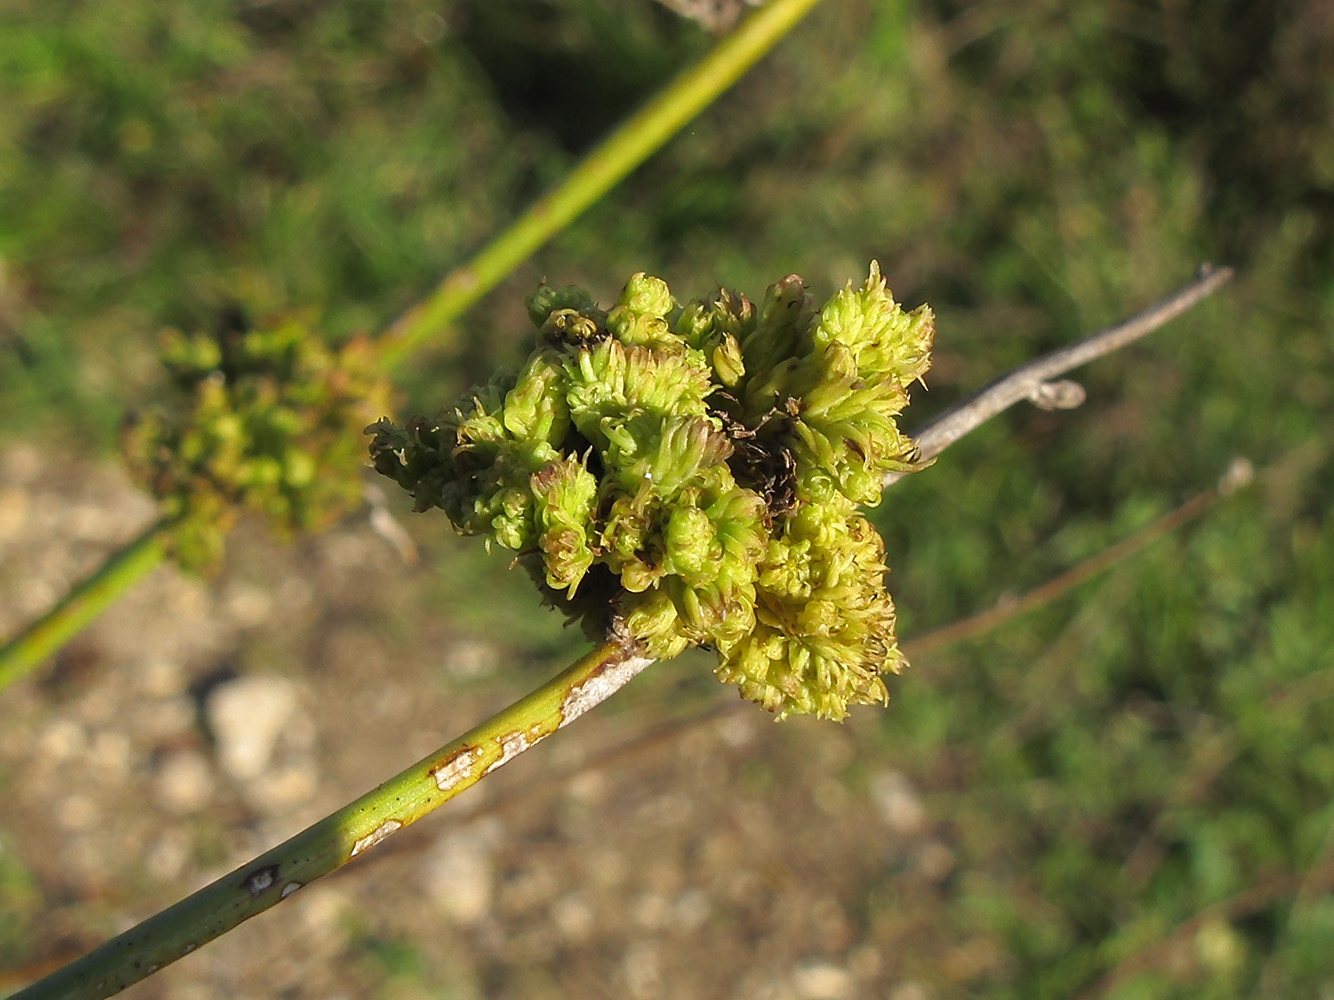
left=869, top=770, right=927, bottom=834
left=792, top=962, right=853, bottom=1000
left=423, top=827, right=496, bottom=925
left=37, top=719, right=88, bottom=763
left=154, top=749, right=215, bottom=815
left=552, top=892, right=594, bottom=941
left=206, top=674, right=299, bottom=782
left=623, top=940, right=662, bottom=1000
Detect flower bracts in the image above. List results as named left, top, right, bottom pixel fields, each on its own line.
left=123, top=315, right=395, bottom=571
left=370, top=264, right=933, bottom=719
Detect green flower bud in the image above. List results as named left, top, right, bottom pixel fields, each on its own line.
left=525, top=283, right=602, bottom=329
left=814, top=261, right=934, bottom=388
left=127, top=314, right=394, bottom=571
left=715, top=501, right=903, bottom=720
left=606, top=272, right=675, bottom=347
left=503, top=351, right=571, bottom=445
left=531, top=457, right=599, bottom=596
left=371, top=265, right=931, bottom=721
left=737, top=274, right=818, bottom=401
left=676, top=288, right=752, bottom=388
left=564, top=338, right=713, bottom=454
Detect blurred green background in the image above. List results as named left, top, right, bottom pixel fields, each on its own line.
left=1, top=1, right=1332, bottom=998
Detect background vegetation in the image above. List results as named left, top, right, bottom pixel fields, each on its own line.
left=1, top=1, right=1331, bottom=998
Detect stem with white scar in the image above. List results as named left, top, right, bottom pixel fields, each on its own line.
left=11, top=640, right=652, bottom=1000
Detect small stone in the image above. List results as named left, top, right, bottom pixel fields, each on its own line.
left=633, top=891, right=670, bottom=930
left=206, top=674, right=299, bottom=782
left=792, top=962, right=853, bottom=1000
left=243, top=759, right=319, bottom=813
left=154, top=749, right=215, bottom=816
left=224, top=583, right=274, bottom=628
left=37, top=719, right=88, bottom=763
left=145, top=829, right=192, bottom=880
left=0, top=487, right=28, bottom=542
left=552, top=892, right=594, bottom=942
left=56, top=794, right=98, bottom=831
left=443, top=639, right=498, bottom=679
left=623, top=940, right=662, bottom=1000
left=671, top=888, right=711, bottom=931
left=869, top=770, right=926, bottom=834
left=914, top=840, right=955, bottom=882
left=138, top=658, right=185, bottom=698
left=424, top=825, right=498, bottom=925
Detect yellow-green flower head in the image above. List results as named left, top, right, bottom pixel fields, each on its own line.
left=370, top=264, right=933, bottom=720
left=125, top=313, right=394, bottom=571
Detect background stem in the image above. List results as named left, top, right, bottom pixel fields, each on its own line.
left=0, top=0, right=824, bottom=691
left=0, top=517, right=172, bottom=689
left=895, top=264, right=1235, bottom=476
left=10, top=640, right=654, bottom=1000
left=372, top=0, right=826, bottom=371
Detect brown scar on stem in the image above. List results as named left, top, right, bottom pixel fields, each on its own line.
left=432, top=744, right=484, bottom=792
left=349, top=819, right=403, bottom=858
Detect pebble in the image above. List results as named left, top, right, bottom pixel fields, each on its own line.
left=423, top=822, right=501, bottom=925
left=869, top=770, right=926, bottom=834
left=551, top=892, right=595, bottom=942
left=206, top=674, right=300, bottom=782
left=792, top=962, right=853, bottom=1000
left=154, top=749, right=216, bottom=816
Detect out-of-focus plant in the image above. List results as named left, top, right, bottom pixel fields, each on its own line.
left=122, top=316, right=394, bottom=571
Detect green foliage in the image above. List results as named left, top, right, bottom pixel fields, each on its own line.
left=371, top=265, right=934, bottom=718
left=122, top=317, right=394, bottom=569
left=3, top=0, right=1333, bottom=996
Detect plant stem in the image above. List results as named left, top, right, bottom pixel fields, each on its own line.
left=890, top=264, right=1235, bottom=480
left=0, top=517, right=173, bottom=690
left=0, top=0, right=824, bottom=692
left=11, top=639, right=654, bottom=1000
left=372, top=0, right=826, bottom=371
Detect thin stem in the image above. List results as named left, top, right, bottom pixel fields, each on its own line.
left=0, top=0, right=824, bottom=690
left=0, top=517, right=173, bottom=689
left=888, top=264, right=1235, bottom=482
left=903, top=485, right=1223, bottom=658
left=372, top=0, right=826, bottom=372
left=10, top=639, right=654, bottom=1000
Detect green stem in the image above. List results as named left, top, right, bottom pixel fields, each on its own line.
left=0, top=0, right=823, bottom=690
left=11, top=640, right=654, bottom=1000
left=372, top=0, right=826, bottom=371
left=0, top=518, right=172, bottom=690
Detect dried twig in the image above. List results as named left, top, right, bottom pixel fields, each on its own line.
left=887, top=263, right=1235, bottom=484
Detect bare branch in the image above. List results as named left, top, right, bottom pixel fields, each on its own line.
left=886, top=264, right=1235, bottom=485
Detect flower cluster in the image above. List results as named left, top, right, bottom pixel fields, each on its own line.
left=369, top=264, right=933, bottom=719
left=123, top=314, right=395, bottom=570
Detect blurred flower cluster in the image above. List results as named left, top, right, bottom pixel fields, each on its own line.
left=123, top=314, right=395, bottom=570
left=370, top=265, right=933, bottom=718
